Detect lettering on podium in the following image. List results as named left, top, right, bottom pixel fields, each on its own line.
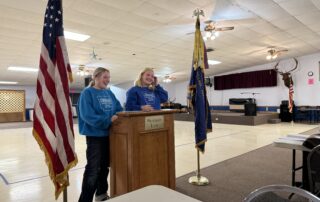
left=145, top=115, right=164, bottom=130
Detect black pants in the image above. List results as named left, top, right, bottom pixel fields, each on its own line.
left=79, top=136, right=110, bottom=202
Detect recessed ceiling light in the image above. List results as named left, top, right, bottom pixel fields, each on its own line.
left=64, top=31, right=90, bottom=42
left=208, top=60, right=221, bottom=65
left=0, top=81, right=18, bottom=85
left=8, top=66, right=38, bottom=72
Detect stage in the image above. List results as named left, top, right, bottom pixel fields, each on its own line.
left=174, top=111, right=279, bottom=126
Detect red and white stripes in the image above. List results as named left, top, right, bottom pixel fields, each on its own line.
left=33, top=37, right=77, bottom=199
left=288, top=83, right=294, bottom=113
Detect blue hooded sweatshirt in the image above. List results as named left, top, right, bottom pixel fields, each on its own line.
left=77, top=87, right=123, bottom=137
left=125, top=85, right=168, bottom=111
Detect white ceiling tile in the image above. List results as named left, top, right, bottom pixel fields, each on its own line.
left=270, top=17, right=304, bottom=30
left=311, top=0, right=320, bottom=9
left=295, top=11, right=320, bottom=26
left=149, top=0, right=198, bottom=16
left=132, top=2, right=181, bottom=24
left=0, top=6, right=43, bottom=25
left=286, top=26, right=315, bottom=38
left=139, top=32, right=176, bottom=43
left=0, top=0, right=46, bottom=14
left=188, top=0, right=213, bottom=7
left=229, top=28, right=263, bottom=41
left=298, top=33, right=320, bottom=44
left=92, top=0, right=146, bottom=11
left=251, top=4, right=291, bottom=21
left=250, top=22, right=282, bottom=35
left=116, top=13, right=163, bottom=30
left=267, top=32, right=294, bottom=42
left=102, top=22, right=148, bottom=37
left=64, top=9, right=114, bottom=29
left=72, top=0, right=126, bottom=21
left=94, top=29, right=140, bottom=42
left=278, top=0, right=318, bottom=15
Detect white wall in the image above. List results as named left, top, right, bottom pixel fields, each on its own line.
left=2, top=51, right=318, bottom=108
left=0, top=81, right=175, bottom=110
left=0, top=85, right=37, bottom=108
left=174, top=81, right=189, bottom=105
left=174, top=52, right=320, bottom=106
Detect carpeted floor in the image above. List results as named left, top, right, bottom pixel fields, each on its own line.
left=176, top=127, right=319, bottom=202
left=176, top=145, right=298, bottom=202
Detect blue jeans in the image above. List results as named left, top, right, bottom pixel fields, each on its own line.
left=79, top=136, right=110, bottom=202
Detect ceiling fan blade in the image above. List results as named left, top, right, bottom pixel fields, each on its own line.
left=186, top=31, right=195, bottom=35
left=215, top=26, right=234, bottom=31
left=204, top=20, right=214, bottom=24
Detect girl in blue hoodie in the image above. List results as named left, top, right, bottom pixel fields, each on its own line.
left=78, top=67, right=122, bottom=202
left=125, top=68, right=168, bottom=111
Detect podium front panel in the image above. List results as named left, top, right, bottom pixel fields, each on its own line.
left=110, top=111, right=176, bottom=197
left=138, top=129, right=169, bottom=186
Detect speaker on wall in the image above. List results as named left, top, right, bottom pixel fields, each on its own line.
left=280, top=104, right=293, bottom=122
left=245, top=103, right=257, bottom=116
left=84, top=77, right=92, bottom=87
left=205, top=77, right=212, bottom=87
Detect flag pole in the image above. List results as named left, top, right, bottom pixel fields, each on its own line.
left=63, top=188, right=68, bottom=202
left=187, top=8, right=210, bottom=186
left=188, top=149, right=209, bottom=185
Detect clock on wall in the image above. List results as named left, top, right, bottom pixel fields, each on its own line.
left=308, top=71, right=314, bottom=76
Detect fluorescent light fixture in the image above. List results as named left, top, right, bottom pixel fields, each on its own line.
left=208, top=60, right=221, bottom=65
left=8, top=66, right=38, bottom=72
left=64, top=31, right=90, bottom=42
left=0, top=81, right=18, bottom=85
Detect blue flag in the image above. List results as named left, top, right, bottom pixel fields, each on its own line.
left=188, top=16, right=212, bottom=153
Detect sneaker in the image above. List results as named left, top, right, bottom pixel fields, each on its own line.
left=95, top=194, right=110, bottom=201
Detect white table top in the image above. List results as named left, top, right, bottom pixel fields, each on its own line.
left=273, top=133, right=311, bottom=152
left=108, top=185, right=201, bottom=202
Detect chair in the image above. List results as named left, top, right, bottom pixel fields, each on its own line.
left=243, top=184, right=320, bottom=202
left=308, top=145, right=320, bottom=195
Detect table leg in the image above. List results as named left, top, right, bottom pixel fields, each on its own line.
left=292, top=149, right=296, bottom=186
left=302, top=151, right=310, bottom=191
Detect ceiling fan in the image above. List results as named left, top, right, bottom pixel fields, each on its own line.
left=156, top=70, right=187, bottom=83
left=74, top=64, right=94, bottom=77
left=266, top=48, right=288, bottom=60
left=90, top=47, right=102, bottom=61
left=162, top=75, right=176, bottom=83
left=204, top=20, right=234, bottom=32
left=186, top=0, right=257, bottom=39
left=72, top=48, right=105, bottom=76
left=203, top=20, right=234, bottom=40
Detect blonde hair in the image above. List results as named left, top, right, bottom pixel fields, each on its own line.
left=88, top=67, right=110, bottom=87
left=134, top=67, right=154, bottom=87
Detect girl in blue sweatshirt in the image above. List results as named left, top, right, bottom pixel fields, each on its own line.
left=125, top=68, right=168, bottom=111
left=78, top=67, right=122, bottom=202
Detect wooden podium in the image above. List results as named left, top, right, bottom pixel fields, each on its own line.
left=110, top=110, right=178, bottom=197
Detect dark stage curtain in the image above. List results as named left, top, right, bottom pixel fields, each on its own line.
left=214, top=69, right=277, bottom=90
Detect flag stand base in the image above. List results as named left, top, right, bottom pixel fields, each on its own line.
left=188, top=149, right=209, bottom=186
left=188, top=175, right=209, bottom=185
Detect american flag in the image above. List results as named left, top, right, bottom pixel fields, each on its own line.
left=33, top=0, right=77, bottom=199
left=187, top=15, right=212, bottom=153
left=288, top=82, right=294, bottom=113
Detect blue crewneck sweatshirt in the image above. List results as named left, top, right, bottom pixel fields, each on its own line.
left=77, top=87, right=123, bottom=137
left=125, top=85, right=168, bottom=111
